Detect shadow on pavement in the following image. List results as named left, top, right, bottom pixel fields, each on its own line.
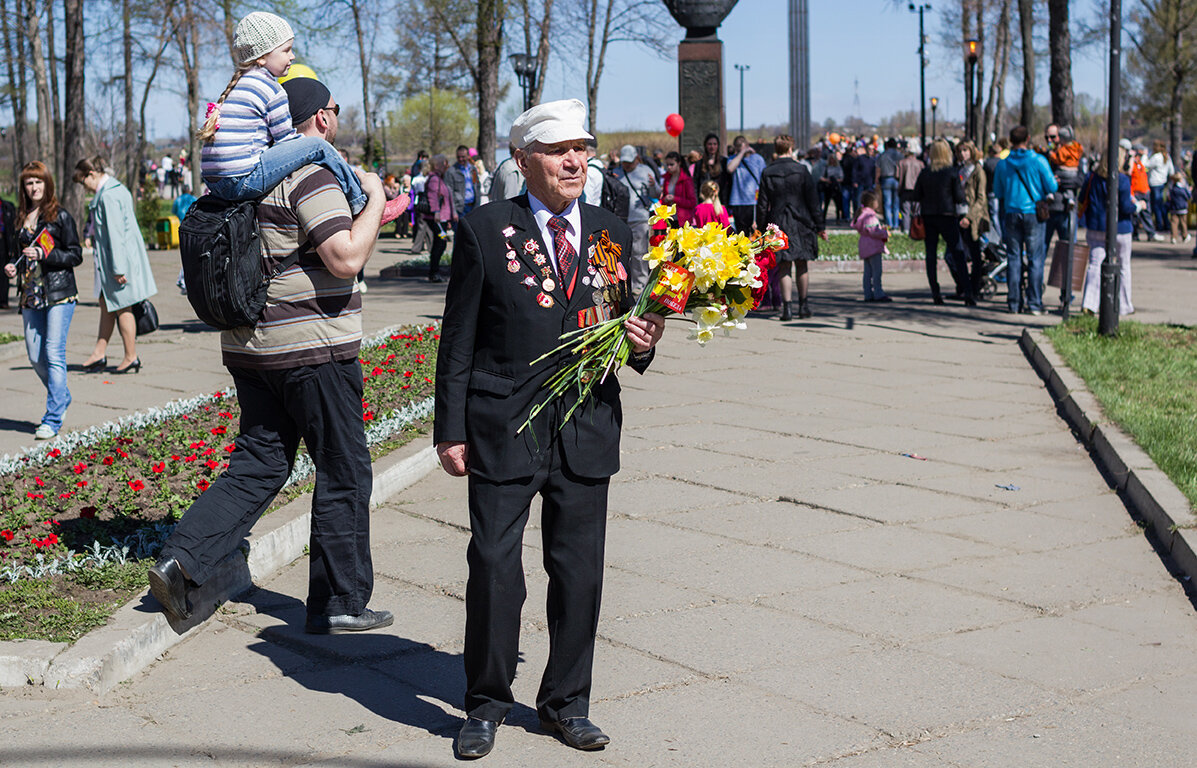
left=0, top=747, right=438, bottom=767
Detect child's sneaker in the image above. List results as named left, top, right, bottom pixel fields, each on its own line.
left=380, top=193, right=410, bottom=226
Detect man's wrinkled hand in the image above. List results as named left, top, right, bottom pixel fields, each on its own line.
left=624, top=312, right=664, bottom=354
left=436, top=441, right=469, bottom=476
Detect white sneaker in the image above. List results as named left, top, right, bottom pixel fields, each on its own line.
left=1151, top=233, right=1166, bottom=242
left=358, top=280, right=369, bottom=294
left=1185, top=235, right=1192, bottom=243
left=34, top=424, right=57, bottom=440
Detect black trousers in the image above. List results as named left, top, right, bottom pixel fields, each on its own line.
left=922, top=214, right=970, bottom=298
left=464, top=441, right=610, bottom=723
left=162, top=358, right=374, bottom=618
left=429, top=224, right=448, bottom=277
left=729, top=204, right=755, bottom=234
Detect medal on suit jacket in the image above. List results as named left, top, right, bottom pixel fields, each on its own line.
left=507, top=234, right=558, bottom=309
left=587, top=229, right=625, bottom=304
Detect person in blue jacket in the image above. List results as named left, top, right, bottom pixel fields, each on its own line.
left=1077, top=146, right=1137, bottom=315
left=992, top=125, right=1058, bottom=314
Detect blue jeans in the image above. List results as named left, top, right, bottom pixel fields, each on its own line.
left=205, top=136, right=367, bottom=213
left=987, top=195, right=1002, bottom=240
left=23, top=300, right=76, bottom=431
left=1149, top=185, right=1166, bottom=231
left=1002, top=211, right=1047, bottom=312
left=862, top=254, right=885, bottom=299
left=880, top=176, right=900, bottom=226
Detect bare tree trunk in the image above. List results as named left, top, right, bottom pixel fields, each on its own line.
left=136, top=28, right=173, bottom=195
left=45, top=0, right=61, bottom=179
left=59, top=0, right=84, bottom=223
left=984, top=0, right=1011, bottom=142
left=530, top=0, right=553, bottom=106
left=123, top=0, right=136, bottom=188
left=476, top=0, right=504, bottom=168
left=1, top=0, right=28, bottom=183
left=585, top=0, right=616, bottom=132
left=1017, top=0, right=1034, bottom=129
left=25, top=0, right=55, bottom=164
left=175, top=0, right=202, bottom=195
left=350, top=0, right=373, bottom=164
left=219, top=0, right=237, bottom=66
left=1047, top=0, right=1073, bottom=128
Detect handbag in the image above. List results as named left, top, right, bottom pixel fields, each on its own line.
left=909, top=214, right=926, bottom=240
left=1015, top=168, right=1051, bottom=222
left=131, top=299, right=159, bottom=336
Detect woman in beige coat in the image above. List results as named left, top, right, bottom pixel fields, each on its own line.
left=956, top=141, right=990, bottom=302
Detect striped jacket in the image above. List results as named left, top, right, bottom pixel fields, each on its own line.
left=201, top=67, right=296, bottom=181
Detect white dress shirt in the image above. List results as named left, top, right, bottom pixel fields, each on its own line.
left=528, top=193, right=582, bottom=279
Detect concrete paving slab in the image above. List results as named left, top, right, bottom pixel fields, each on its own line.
left=911, top=506, right=1133, bottom=554
left=800, top=481, right=996, bottom=525
left=763, top=574, right=1036, bottom=643
left=657, top=499, right=877, bottom=548
left=785, top=522, right=1006, bottom=574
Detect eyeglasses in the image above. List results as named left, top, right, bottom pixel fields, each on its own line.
left=324, top=104, right=341, bottom=116
left=1046, top=134, right=1059, bottom=141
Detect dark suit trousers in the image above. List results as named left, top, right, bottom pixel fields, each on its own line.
left=162, top=359, right=374, bottom=618
left=464, top=441, right=610, bottom=723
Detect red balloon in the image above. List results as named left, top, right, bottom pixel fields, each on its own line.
left=665, top=113, right=685, bottom=138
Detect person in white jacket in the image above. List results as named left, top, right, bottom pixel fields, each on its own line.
left=1144, top=140, right=1174, bottom=232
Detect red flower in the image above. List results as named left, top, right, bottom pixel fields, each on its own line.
left=59, top=491, right=73, bottom=500
left=1, top=530, right=13, bottom=541
left=196, top=479, right=210, bottom=492
left=204, top=459, right=219, bottom=470
left=363, top=411, right=375, bottom=422
left=151, top=462, right=166, bottom=473
left=183, top=454, right=197, bottom=463
left=371, top=366, right=385, bottom=376
left=116, top=448, right=129, bottom=458
left=128, top=479, right=145, bottom=492
left=189, top=441, right=206, bottom=449
left=201, top=447, right=216, bottom=456
left=404, top=371, right=413, bottom=378
left=79, top=507, right=97, bottom=519
left=214, top=390, right=225, bottom=398
left=171, top=454, right=182, bottom=461
left=46, top=533, right=58, bottom=545
left=219, top=411, right=233, bottom=419
left=76, top=480, right=87, bottom=488
left=88, top=453, right=97, bottom=460
left=72, top=462, right=87, bottom=474
left=26, top=491, right=44, bottom=499
left=181, top=414, right=190, bottom=420
left=34, top=476, right=44, bottom=486
left=102, top=456, right=115, bottom=466
left=47, top=448, right=61, bottom=458
left=211, top=426, right=227, bottom=435
left=649, top=231, right=666, bottom=247
left=224, top=444, right=236, bottom=453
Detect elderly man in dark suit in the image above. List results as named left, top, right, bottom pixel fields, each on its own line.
left=434, top=98, right=664, bottom=759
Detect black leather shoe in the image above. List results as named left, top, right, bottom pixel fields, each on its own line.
left=456, top=717, right=499, bottom=759
left=148, top=557, right=191, bottom=619
left=541, top=717, right=610, bottom=750
left=304, top=608, right=394, bottom=634
left=81, top=357, right=106, bottom=373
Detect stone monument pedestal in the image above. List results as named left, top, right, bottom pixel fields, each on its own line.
left=677, top=39, right=726, bottom=154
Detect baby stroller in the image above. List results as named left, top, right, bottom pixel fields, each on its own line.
left=978, top=237, right=1008, bottom=300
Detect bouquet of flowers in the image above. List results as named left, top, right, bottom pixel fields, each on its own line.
left=520, top=204, right=786, bottom=433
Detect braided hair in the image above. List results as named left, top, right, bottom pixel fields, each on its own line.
left=197, top=67, right=252, bottom=142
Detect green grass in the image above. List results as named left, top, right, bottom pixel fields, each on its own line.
left=0, top=558, right=154, bottom=643
left=821, top=231, right=941, bottom=261
left=1044, top=315, right=1197, bottom=509
left=0, top=332, right=20, bottom=345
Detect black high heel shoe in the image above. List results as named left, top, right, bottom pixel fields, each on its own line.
left=81, top=357, right=107, bottom=373
left=115, top=358, right=141, bottom=374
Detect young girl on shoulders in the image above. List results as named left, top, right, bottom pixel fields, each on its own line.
left=692, top=180, right=731, bottom=228
left=199, top=12, right=407, bottom=224
left=852, top=189, right=891, bottom=302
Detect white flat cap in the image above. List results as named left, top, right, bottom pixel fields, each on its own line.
left=510, top=99, right=593, bottom=150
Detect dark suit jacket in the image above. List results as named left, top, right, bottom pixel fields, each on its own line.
left=434, top=195, right=651, bottom=482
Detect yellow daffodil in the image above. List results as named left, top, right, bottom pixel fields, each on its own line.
left=650, top=203, right=677, bottom=226
left=689, top=326, right=715, bottom=345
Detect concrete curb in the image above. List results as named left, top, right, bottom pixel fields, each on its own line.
left=1020, top=328, right=1197, bottom=581
left=2, top=439, right=439, bottom=693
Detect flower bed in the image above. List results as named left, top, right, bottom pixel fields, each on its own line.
left=0, top=324, right=439, bottom=642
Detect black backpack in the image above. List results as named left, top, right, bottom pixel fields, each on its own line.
left=178, top=195, right=300, bottom=330
left=588, top=160, right=629, bottom=221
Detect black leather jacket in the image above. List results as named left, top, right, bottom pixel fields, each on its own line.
left=13, top=208, right=82, bottom=307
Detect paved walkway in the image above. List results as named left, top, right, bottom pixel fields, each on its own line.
left=1, top=239, right=1196, bottom=767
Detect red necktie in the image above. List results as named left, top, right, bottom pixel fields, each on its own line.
left=548, top=216, right=576, bottom=299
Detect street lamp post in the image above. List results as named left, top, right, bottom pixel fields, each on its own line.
left=965, top=38, right=978, bottom=142
left=734, top=63, right=749, bottom=135
left=1100, top=0, right=1122, bottom=335
left=909, top=3, right=932, bottom=153
left=509, top=53, right=538, bottom=112
left=378, top=114, right=389, bottom=175
left=930, top=97, right=938, bottom=140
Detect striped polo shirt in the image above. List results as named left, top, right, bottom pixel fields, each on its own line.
left=221, top=165, right=359, bottom=370
left=201, top=67, right=296, bottom=181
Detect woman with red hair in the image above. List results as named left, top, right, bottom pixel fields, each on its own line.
left=2, top=161, right=83, bottom=440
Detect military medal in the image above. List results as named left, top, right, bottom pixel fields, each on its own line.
left=542, top=278, right=556, bottom=292
left=581, top=275, right=591, bottom=286
left=506, top=250, right=517, bottom=260
left=506, top=259, right=520, bottom=273
left=502, top=226, right=515, bottom=238
left=523, top=276, right=537, bottom=288
left=537, top=292, right=554, bottom=308
left=524, top=239, right=540, bottom=254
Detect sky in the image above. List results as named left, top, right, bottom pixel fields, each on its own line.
left=125, top=0, right=1112, bottom=143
